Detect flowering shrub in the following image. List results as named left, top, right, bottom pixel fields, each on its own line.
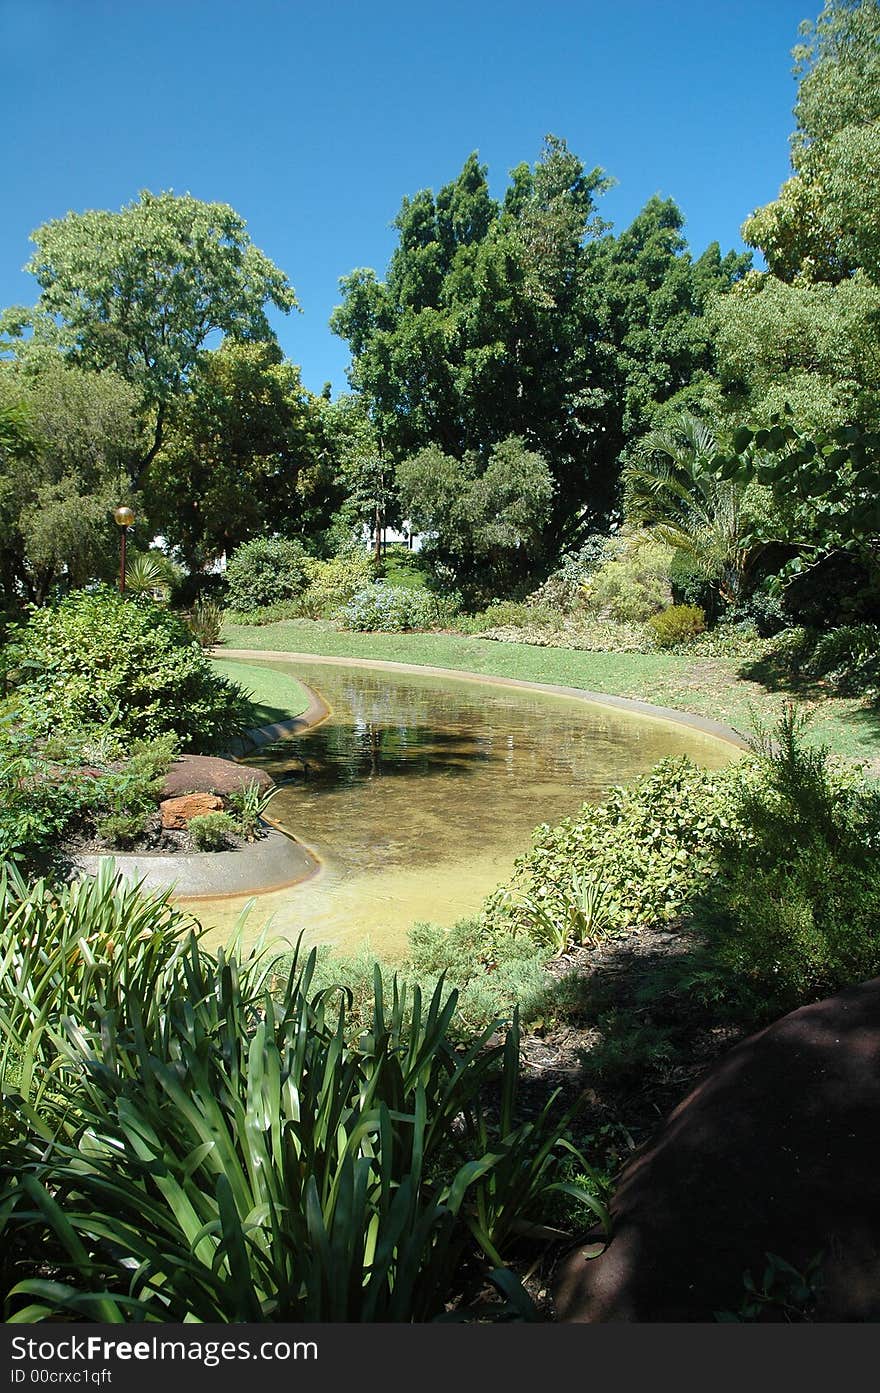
left=337, top=583, right=458, bottom=632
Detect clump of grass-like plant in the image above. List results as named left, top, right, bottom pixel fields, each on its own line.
left=1, top=880, right=606, bottom=1323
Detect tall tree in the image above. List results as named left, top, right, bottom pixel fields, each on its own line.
left=4, top=191, right=296, bottom=482
left=0, top=361, right=142, bottom=604
left=332, top=139, right=739, bottom=572
left=715, top=0, right=880, bottom=432
left=148, top=341, right=330, bottom=568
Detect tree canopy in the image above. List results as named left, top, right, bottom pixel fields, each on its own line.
left=4, top=191, right=296, bottom=481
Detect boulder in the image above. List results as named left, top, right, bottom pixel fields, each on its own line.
left=554, top=976, right=880, bottom=1322
left=161, top=754, right=273, bottom=800
left=160, top=792, right=224, bottom=830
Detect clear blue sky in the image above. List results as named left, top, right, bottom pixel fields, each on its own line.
left=2, top=0, right=812, bottom=396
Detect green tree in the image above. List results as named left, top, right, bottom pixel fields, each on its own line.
left=148, top=341, right=326, bottom=567
left=721, top=2, right=880, bottom=430
left=0, top=361, right=142, bottom=605
left=397, top=435, right=553, bottom=599
left=332, top=140, right=745, bottom=575
left=6, top=191, right=296, bottom=481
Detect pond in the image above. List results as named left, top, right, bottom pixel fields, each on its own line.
left=191, top=658, right=737, bottom=960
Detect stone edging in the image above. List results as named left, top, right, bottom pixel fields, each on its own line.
left=216, top=647, right=750, bottom=751
left=71, top=680, right=332, bottom=899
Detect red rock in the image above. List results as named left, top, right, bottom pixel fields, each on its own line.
left=160, top=792, right=224, bottom=830
left=554, top=976, right=880, bottom=1322
left=161, top=754, right=273, bottom=800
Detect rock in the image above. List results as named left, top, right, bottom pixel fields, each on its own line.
left=161, top=754, right=273, bottom=800
left=160, top=792, right=224, bottom=830
left=554, top=976, right=880, bottom=1322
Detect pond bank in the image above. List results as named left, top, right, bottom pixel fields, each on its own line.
left=219, top=619, right=880, bottom=770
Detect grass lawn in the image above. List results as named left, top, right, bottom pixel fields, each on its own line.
left=219, top=619, right=880, bottom=771
left=210, top=656, right=310, bottom=727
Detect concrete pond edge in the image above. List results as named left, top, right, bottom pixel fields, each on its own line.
left=217, top=647, right=750, bottom=752
left=73, top=651, right=747, bottom=902
left=71, top=681, right=332, bottom=900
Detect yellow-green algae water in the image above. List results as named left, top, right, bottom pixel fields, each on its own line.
left=190, top=658, right=737, bottom=960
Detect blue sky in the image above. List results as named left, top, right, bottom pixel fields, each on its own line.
left=2, top=0, right=812, bottom=395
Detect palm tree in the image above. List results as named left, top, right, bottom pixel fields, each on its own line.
left=623, top=413, right=755, bottom=606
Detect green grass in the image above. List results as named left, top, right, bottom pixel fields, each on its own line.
left=210, top=657, right=310, bottom=727
left=219, top=619, right=880, bottom=771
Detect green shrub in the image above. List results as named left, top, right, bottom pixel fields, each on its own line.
left=527, top=536, right=610, bottom=613
left=698, top=708, right=880, bottom=1018
left=0, top=722, right=94, bottom=871
left=337, top=583, right=459, bottom=632
left=647, top=604, right=707, bottom=649
left=227, top=781, right=275, bottom=840
left=485, top=758, right=737, bottom=939
left=378, top=544, right=430, bottom=591
left=188, top=811, right=236, bottom=850
left=224, top=537, right=311, bottom=613
left=458, top=611, right=656, bottom=653
left=1, top=913, right=605, bottom=1321
left=299, top=550, right=375, bottom=618
left=95, top=809, right=149, bottom=848
left=184, top=598, right=224, bottom=648
left=8, top=587, right=251, bottom=751
left=474, top=599, right=562, bottom=631
left=583, top=535, right=673, bottom=622
left=224, top=600, right=313, bottom=626
left=807, top=624, right=880, bottom=695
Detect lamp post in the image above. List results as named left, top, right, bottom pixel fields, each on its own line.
left=113, top=506, right=135, bottom=593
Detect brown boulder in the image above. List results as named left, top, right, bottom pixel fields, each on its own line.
left=161, top=754, right=273, bottom=800
left=160, top=792, right=224, bottom=830
left=554, top=976, right=880, bottom=1322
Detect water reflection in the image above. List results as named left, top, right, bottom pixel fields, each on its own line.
left=192, top=660, right=736, bottom=958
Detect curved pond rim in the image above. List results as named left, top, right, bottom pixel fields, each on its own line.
left=216, top=647, right=750, bottom=753
left=224, top=680, right=333, bottom=757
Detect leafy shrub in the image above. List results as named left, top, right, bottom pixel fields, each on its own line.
left=298, top=550, right=375, bottom=618
left=1, top=915, right=604, bottom=1321
left=224, top=537, right=311, bottom=613
left=699, top=708, right=880, bottom=1016
left=467, top=613, right=656, bottom=653
left=224, top=601, right=324, bottom=626
left=582, top=535, right=674, bottom=623
left=472, top=599, right=562, bottom=631
left=95, top=809, right=149, bottom=848
left=647, top=604, right=707, bottom=649
left=520, top=872, right=613, bottom=953
left=184, top=598, right=224, bottom=648
left=527, top=535, right=611, bottom=613
left=337, top=583, right=459, bottom=632
left=0, top=721, right=95, bottom=871
left=485, top=758, right=738, bottom=938
left=188, top=810, right=236, bottom=850
left=8, top=587, right=251, bottom=751
left=0, top=861, right=196, bottom=1089
left=723, top=587, right=788, bottom=638
left=807, top=624, right=880, bottom=695
left=227, top=781, right=275, bottom=840
left=669, top=550, right=716, bottom=615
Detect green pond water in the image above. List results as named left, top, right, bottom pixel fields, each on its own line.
left=191, top=658, right=737, bottom=960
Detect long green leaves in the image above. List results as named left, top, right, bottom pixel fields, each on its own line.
left=1, top=869, right=606, bottom=1322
